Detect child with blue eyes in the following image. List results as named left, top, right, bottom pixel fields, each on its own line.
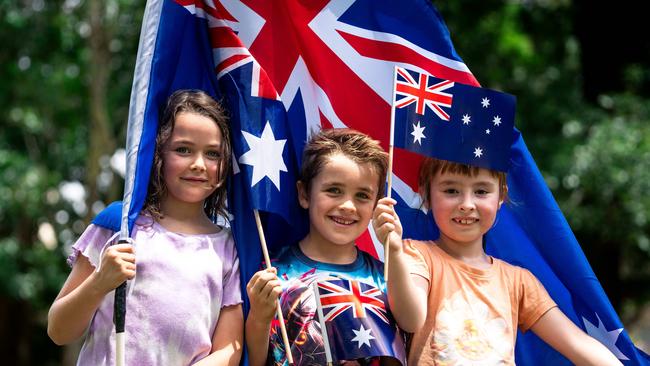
left=47, top=90, right=243, bottom=366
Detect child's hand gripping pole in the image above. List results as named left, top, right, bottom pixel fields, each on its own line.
left=253, top=210, right=294, bottom=365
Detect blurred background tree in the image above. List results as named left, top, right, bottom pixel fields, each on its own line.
left=0, top=0, right=647, bottom=364
left=0, top=0, right=143, bottom=364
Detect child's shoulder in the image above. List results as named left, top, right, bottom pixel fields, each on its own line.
left=67, top=223, right=117, bottom=268
left=403, top=238, right=439, bottom=258
left=490, top=257, right=542, bottom=284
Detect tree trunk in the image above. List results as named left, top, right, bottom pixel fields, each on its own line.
left=85, top=0, right=117, bottom=222
left=62, top=1, right=117, bottom=362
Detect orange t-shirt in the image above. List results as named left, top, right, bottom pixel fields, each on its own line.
left=405, top=239, right=557, bottom=365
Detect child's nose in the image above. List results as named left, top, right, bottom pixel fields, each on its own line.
left=339, top=198, right=356, bottom=212
left=190, top=154, right=207, bottom=171
left=459, top=194, right=475, bottom=212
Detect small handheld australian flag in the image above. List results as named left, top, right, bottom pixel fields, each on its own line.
left=392, top=66, right=516, bottom=172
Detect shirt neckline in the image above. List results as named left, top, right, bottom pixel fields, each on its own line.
left=291, top=244, right=365, bottom=272
left=138, top=215, right=226, bottom=239
left=431, top=241, right=496, bottom=279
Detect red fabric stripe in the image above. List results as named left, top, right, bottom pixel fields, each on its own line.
left=215, top=54, right=250, bottom=74
left=338, top=30, right=479, bottom=86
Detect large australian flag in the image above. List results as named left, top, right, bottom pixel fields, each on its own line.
left=97, top=0, right=649, bottom=364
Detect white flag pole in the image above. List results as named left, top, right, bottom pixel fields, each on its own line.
left=312, top=281, right=334, bottom=366
left=114, top=1, right=165, bottom=364
left=384, top=65, right=398, bottom=280
left=254, top=209, right=294, bottom=365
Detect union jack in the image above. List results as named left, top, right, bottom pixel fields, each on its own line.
left=317, top=277, right=389, bottom=324
left=108, top=0, right=650, bottom=363
left=176, top=0, right=279, bottom=99
left=394, top=66, right=454, bottom=120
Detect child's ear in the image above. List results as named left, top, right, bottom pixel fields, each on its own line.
left=418, top=186, right=430, bottom=211
left=498, top=185, right=508, bottom=209
left=296, top=181, right=309, bottom=209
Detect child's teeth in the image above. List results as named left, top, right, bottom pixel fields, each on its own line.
left=334, top=217, right=353, bottom=225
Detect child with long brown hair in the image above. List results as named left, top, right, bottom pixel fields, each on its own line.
left=48, top=90, right=243, bottom=365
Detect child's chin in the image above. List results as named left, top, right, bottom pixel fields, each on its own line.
left=327, top=235, right=359, bottom=247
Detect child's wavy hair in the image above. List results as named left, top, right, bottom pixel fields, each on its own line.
left=299, top=128, right=388, bottom=201
left=418, top=157, right=509, bottom=209
left=143, top=89, right=232, bottom=221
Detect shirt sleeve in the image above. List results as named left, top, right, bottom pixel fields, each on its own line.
left=221, top=232, right=243, bottom=307
left=403, top=239, right=431, bottom=282
left=517, top=268, right=557, bottom=332
left=66, top=224, right=117, bottom=269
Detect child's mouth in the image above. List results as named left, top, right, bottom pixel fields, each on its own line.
left=330, top=216, right=355, bottom=225
left=453, top=217, right=478, bottom=225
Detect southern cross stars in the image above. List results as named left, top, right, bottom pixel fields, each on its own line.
left=411, top=121, right=426, bottom=145
left=238, top=121, right=287, bottom=190
left=493, top=115, right=502, bottom=126
left=474, top=147, right=483, bottom=158
left=481, top=97, right=490, bottom=108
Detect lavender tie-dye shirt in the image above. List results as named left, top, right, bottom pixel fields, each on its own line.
left=67, top=215, right=242, bottom=366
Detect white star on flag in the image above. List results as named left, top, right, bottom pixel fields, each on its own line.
left=474, top=147, right=483, bottom=158
left=493, top=115, right=502, bottom=126
left=462, top=114, right=471, bottom=125
left=411, top=121, right=426, bottom=145
left=350, top=324, right=375, bottom=348
left=583, top=314, right=629, bottom=360
left=481, top=97, right=490, bottom=108
left=485, top=129, right=491, bottom=135
left=238, top=121, right=287, bottom=190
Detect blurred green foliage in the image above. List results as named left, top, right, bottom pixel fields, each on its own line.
left=0, top=0, right=143, bottom=364
left=0, top=0, right=648, bottom=364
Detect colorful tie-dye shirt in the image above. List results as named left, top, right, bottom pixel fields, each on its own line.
left=267, top=244, right=388, bottom=366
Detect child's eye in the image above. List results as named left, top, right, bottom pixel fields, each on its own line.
left=206, top=150, right=221, bottom=160
left=175, top=147, right=190, bottom=154
left=356, top=192, right=371, bottom=200
left=443, top=188, right=458, bottom=194
left=475, top=189, right=491, bottom=196
left=325, top=187, right=341, bottom=194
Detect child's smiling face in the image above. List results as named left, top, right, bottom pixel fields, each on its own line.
left=429, top=168, right=503, bottom=249
left=162, top=112, right=223, bottom=207
left=298, top=152, right=379, bottom=249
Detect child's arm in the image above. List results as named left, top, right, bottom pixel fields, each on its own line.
left=373, top=197, right=428, bottom=333
left=245, top=268, right=283, bottom=366
left=193, top=304, right=244, bottom=366
left=47, top=243, right=136, bottom=345
left=531, top=307, right=622, bottom=365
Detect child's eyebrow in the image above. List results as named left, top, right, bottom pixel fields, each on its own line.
left=321, top=181, right=375, bottom=193
left=436, top=179, right=496, bottom=187
left=472, top=180, right=498, bottom=188
left=357, top=186, right=375, bottom=193
left=169, top=139, right=221, bottom=148
left=437, top=179, right=460, bottom=186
